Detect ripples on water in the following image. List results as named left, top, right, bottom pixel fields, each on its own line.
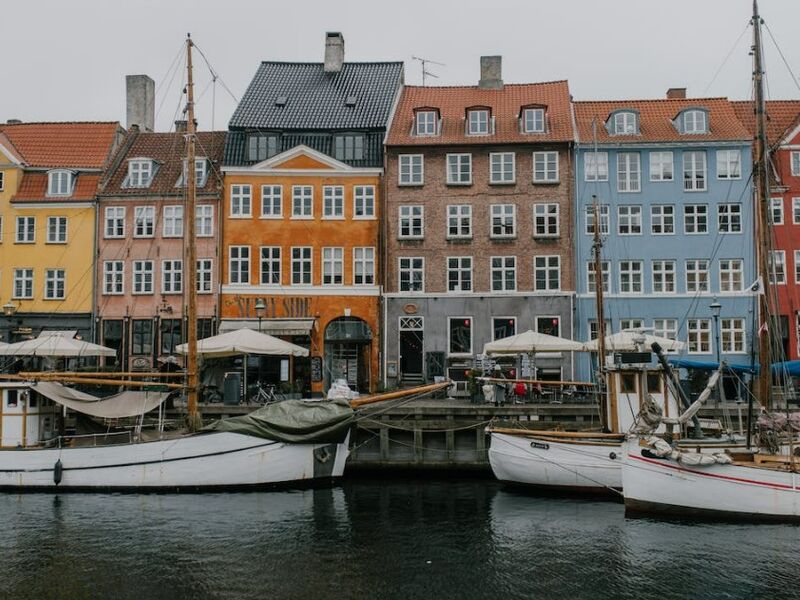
left=0, top=478, right=798, bottom=600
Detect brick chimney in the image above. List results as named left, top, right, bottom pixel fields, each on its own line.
left=667, top=87, right=687, bottom=99
left=479, top=56, right=503, bottom=90
left=6, top=119, right=22, bottom=124
left=126, top=74, right=155, bottom=132
left=324, top=32, right=345, bottom=73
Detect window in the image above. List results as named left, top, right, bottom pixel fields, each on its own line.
left=260, top=185, right=282, bottom=218
left=102, top=320, right=123, bottom=369
left=467, top=109, right=490, bottom=135
left=686, top=259, right=709, bottom=293
left=796, top=250, right=800, bottom=284
left=493, top=317, right=517, bottom=340
left=248, top=134, right=278, bottom=161
left=321, top=186, right=344, bottom=219
left=447, top=205, right=472, bottom=239
left=103, top=261, right=124, bottom=295
left=353, top=247, right=375, bottom=285
left=793, top=198, right=800, bottom=224
left=128, top=159, right=153, bottom=187
left=491, top=204, right=516, bottom=238
left=198, top=319, right=214, bottom=341
left=533, top=204, right=559, bottom=237
left=180, top=159, right=208, bottom=189
left=398, top=155, right=424, bottom=185
left=613, top=111, right=637, bottom=134
left=688, top=318, right=711, bottom=354
left=684, top=204, right=708, bottom=234
left=105, top=207, right=125, bottom=238
left=533, top=151, right=558, bottom=182
left=131, top=319, right=153, bottom=356
left=585, top=204, right=609, bottom=235
left=652, top=260, right=676, bottom=293
left=291, top=247, right=312, bottom=285
left=792, top=152, right=800, bottom=176
left=653, top=319, right=678, bottom=344
left=196, top=205, right=213, bottom=237
left=588, top=319, right=612, bottom=340
left=415, top=110, right=438, bottom=136
left=399, top=205, right=424, bottom=238
left=15, top=216, right=35, bottom=243
left=718, top=203, right=742, bottom=233
left=491, top=256, right=516, bottom=291
left=162, top=206, right=183, bottom=238
left=447, top=257, right=472, bottom=292
left=0, top=171, right=4, bottom=191
left=534, top=255, right=560, bottom=291
left=260, top=247, right=281, bottom=285
left=651, top=205, right=674, bottom=235
left=618, top=205, right=642, bottom=235
left=134, top=206, right=155, bottom=237
left=354, top=186, right=375, bottom=218
left=322, top=247, right=344, bottom=285
left=229, top=246, right=250, bottom=284
left=490, top=152, right=515, bottom=184
left=620, top=319, right=644, bottom=331
left=617, top=152, right=641, bottom=192
left=46, top=216, right=67, bottom=243
left=448, top=317, right=473, bottom=354
left=160, top=319, right=183, bottom=356
left=536, top=316, right=560, bottom=337
left=650, top=151, right=674, bottom=181
left=619, top=260, right=643, bottom=293
left=13, top=268, right=33, bottom=299
left=716, top=149, right=741, bottom=179
left=334, top=134, right=364, bottom=161
left=719, top=259, right=744, bottom=292
left=162, top=259, right=182, bottom=294
left=197, top=259, right=213, bottom=293
left=770, top=198, right=784, bottom=225
left=584, top=152, right=609, bottom=181
left=522, top=108, right=545, bottom=133
left=683, top=151, right=707, bottom=191
left=683, top=110, right=707, bottom=134
left=446, top=154, right=472, bottom=185
left=399, top=257, right=424, bottom=292
left=587, top=260, right=610, bottom=294
left=292, top=186, right=313, bottom=218
left=230, top=184, right=252, bottom=217
left=771, top=250, right=786, bottom=285
left=48, top=170, right=73, bottom=196
left=721, top=318, right=746, bottom=353
left=0, top=215, right=3, bottom=242
left=132, top=260, right=154, bottom=295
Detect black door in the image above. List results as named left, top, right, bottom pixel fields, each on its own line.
left=400, top=330, right=423, bottom=375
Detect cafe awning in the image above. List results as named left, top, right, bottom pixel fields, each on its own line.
left=219, top=318, right=316, bottom=336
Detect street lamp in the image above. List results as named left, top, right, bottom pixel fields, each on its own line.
left=710, top=298, right=722, bottom=365
left=2, top=301, right=17, bottom=317
left=254, top=298, right=266, bottom=333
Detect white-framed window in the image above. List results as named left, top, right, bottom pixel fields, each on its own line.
left=652, top=260, right=676, bottom=293
left=230, top=184, right=252, bottom=217
left=613, top=111, right=638, bottom=135
left=683, top=110, right=708, bottom=134
left=490, top=152, right=515, bottom=184
left=718, top=203, right=742, bottom=233
left=46, top=216, right=67, bottom=243
left=322, top=186, right=344, bottom=219
left=619, top=260, right=643, bottom=294
left=47, top=170, right=73, bottom=196
left=399, top=205, right=424, bottom=238
left=13, top=268, right=34, bottom=299
left=162, top=206, right=183, bottom=238
left=653, top=319, right=678, bottom=345
left=684, top=204, right=708, bottom=234
left=446, top=154, right=472, bottom=185
left=716, top=149, right=741, bottom=179
left=534, top=255, right=561, bottom=291
left=177, top=158, right=208, bottom=187
left=353, top=247, right=375, bottom=285
left=260, top=247, right=281, bottom=285
left=649, top=151, right=674, bottom=181
left=448, top=316, right=473, bottom=355
left=795, top=250, right=800, bottom=284
left=793, top=198, right=800, bottom=224
left=533, top=203, right=559, bottom=237
left=132, top=260, right=154, bottom=295
left=491, top=256, right=516, bottom=291
left=770, top=198, right=784, bottom=225
left=491, top=204, right=516, bottom=238
left=134, top=206, right=155, bottom=237
left=719, top=258, right=744, bottom=292
left=415, top=110, right=438, bottom=136
left=617, top=152, right=641, bottom=192
left=585, top=204, right=609, bottom=235
left=686, top=259, right=709, bottom=293
left=322, top=247, right=344, bottom=285
left=291, top=247, right=312, bottom=285
left=260, top=185, right=282, bottom=218
left=44, top=268, right=65, bottom=300
left=522, top=108, right=545, bottom=133
left=292, top=186, right=313, bottom=218
left=533, top=151, right=558, bottom=182
left=492, top=316, right=517, bottom=340
left=588, top=319, right=612, bottom=341
left=398, top=257, right=424, bottom=292
left=15, top=216, right=35, bottom=243
left=536, top=315, right=561, bottom=337
left=0, top=171, right=4, bottom=191
left=587, top=260, right=610, bottom=294
left=792, top=152, right=800, bottom=176
left=688, top=318, right=712, bottom=354
left=721, top=318, right=746, bottom=353
left=398, top=154, right=424, bottom=185
left=196, top=205, right=214, bottom=237
left=447, top=205, right=472, bottom=239
left=467, top=109, right=490, bottom=135
left=620, top=319, right=644, bottom=331
left=584, top=152, right=609, bottom=181
left=651, top=205, right=674, bottom=235
left=103, top=261, right=124, bottom=295
left=447, top=257, right=473, bottom=292
left=162, top=259, right=182, bottom=294
left=683, top=151, right=707, bottom=191
left=228, top=246, right=250, bottom=285
left=197, top=258, right=213, bottom=293
left=771, top=250, right=786, bottom=285
left=128, top=159, right=153, bottom=188
left=354, top=186, right=375, bottom=218
left=618, top=205, right=642, bottom=235
left=104, top=207, right=125, bottom=238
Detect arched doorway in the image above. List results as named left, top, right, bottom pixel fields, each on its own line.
left=324, top=317, right=372, bottom=393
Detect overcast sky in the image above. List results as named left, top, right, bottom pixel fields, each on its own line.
left=2, top=0, right=799, bottom=131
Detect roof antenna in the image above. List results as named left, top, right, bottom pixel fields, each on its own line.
left=412, top=56, right=445, bottom=86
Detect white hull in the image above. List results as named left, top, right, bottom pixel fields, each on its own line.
left=0, top=431, right=350, bottom=491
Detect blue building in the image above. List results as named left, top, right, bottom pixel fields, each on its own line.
left=573, top=91, right=755, bottom=380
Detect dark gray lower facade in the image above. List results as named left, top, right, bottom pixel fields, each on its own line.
left=0, top=313, right=93, bottom=345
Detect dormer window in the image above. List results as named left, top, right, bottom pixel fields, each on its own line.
left=128, top=159, right=154, bottom=188
left=467, top=109, right=490, bottom=135
left=247, top=134, right=278, bottom=161
left=177, top=158, right=209, bottom=188
left=521, top=108, right=545, bottom=133
left=682, top=110, right=707, bottom=134
left=613, top=111, right=638, bottom=135
left=47, top=170, right=74, bottom=196
left=415, top=110, right=438, bottom=136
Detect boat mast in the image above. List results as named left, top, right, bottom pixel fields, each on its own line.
left=591, top=120, right=610, bottom=430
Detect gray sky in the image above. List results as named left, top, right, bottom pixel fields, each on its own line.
left=2, top=0, right=799, bottom=131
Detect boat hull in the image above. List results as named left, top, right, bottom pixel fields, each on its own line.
left=0, top=432, right=350, bottom=492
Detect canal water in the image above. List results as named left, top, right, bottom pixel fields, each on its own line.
left=1, top=478, right=798, bottom=600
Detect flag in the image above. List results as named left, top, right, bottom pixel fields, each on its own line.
left=748, top=276, right=765, bottom=295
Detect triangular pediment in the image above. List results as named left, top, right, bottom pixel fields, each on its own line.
left=251, top=144, right=353, bottom=171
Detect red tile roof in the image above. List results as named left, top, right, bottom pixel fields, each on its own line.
left=732, top=100, right=800, bottom=145
left=573, top=98, right=750, bottom=143
left=0, top=122, right=121, bottom=168
left=13, top=173, right=101, bottom=203
left=386, top=81, right=573, bottom=146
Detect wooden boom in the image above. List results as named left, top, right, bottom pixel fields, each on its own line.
left=350, top=381, right=452, bottom=408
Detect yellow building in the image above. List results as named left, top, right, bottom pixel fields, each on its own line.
left=0, top=122, right=123, bottom=343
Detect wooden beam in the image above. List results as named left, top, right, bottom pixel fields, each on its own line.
left=350, top=381, right=452, bottom=408
left=1, top=374, right=183, bottom=390
left=19, top=371, right=187, bottom=379
left=487, top=427, right=625, bottom=440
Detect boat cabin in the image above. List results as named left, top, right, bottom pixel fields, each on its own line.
left=0, top=382, right=60, bottom=448
left=605, top=364, right=681, bottom=434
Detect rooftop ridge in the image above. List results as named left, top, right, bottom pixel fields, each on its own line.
left=0, top=121, right=119, bottom=126
left=403, top=80, right=569, bottom=90
left=574, top=97, right=731, bottom=105
left=259, top=60, right=403, bottom=66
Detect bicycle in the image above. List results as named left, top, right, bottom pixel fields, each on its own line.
left=251, top=381, right=282, bottom=405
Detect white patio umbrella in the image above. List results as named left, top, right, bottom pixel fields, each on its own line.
left=175, top=328, right=308, bottom=358
left=583, top=330, right=686, bottom=353
left=483, top=329, right=586, bottom=356
left=0, top=336, right=116, bottom=357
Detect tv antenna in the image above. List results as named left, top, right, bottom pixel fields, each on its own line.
left=412, top=56, right=445, bottom=86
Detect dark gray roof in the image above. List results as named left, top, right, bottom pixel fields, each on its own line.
left=228, top=62, right=404, bottom=130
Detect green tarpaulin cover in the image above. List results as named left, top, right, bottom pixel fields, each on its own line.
left=202, top=399, right=354, bottom=444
